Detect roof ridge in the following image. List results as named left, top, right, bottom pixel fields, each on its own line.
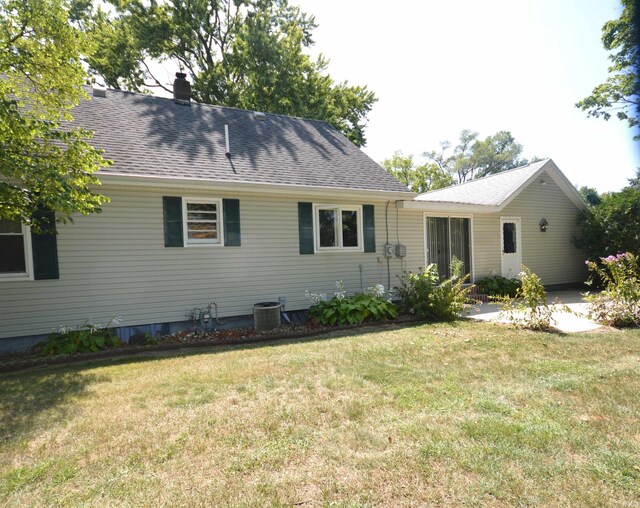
left=91, top=86, right=335, bottom=127
left=420, top=158, right=550, bottom=196
left=74, top=84, right=411, bottom=194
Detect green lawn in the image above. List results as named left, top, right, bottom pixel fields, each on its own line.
left=1, top=321, right=639, bottom=507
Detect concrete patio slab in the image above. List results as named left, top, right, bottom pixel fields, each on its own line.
left=468, top=290, right=602, bottom=333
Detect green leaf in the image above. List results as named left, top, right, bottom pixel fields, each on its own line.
left=0, top=0, right=110, bottom=227
left=78, top=0, right=376, bottom=146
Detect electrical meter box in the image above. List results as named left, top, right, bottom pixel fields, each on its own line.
left=395, top=244, right=407, bottom=258
left=384, top=243, right=395, bottom=258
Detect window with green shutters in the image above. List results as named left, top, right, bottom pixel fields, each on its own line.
left=298, top=202, right=375, bottom=254
left=163, top=196, right=241, bottom=247
left=0, top=207, right=59, bottom=281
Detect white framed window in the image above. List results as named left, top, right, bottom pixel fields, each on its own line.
left=182, top=198, right=224, bottom=246
left=313, top=204, right=363, bottom=252
left=0, top=219, right=33, bottom=281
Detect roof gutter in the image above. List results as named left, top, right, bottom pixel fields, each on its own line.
left=97, top=172, right=417, bottom=201
left=396, top=200, right=501, bottom=213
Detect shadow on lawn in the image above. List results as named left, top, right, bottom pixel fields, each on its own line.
left=0, top=368, right=110, bottom=445
left=0, top=320, right=479, bottom=442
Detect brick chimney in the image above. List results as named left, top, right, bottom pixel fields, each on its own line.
left=173, top=72, right=191, bottom=105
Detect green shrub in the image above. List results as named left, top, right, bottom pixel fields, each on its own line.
left=574, top=187, right=640, bottom=260
left=475, top=275, right=521, bottom=297
left=499, top=266, right=558, bottom=330
left=396, top=261, right=472, bottom=321
left=36, top=322, right=123, bottom=356
left=584, top=252, right=640, bottom=327
left=306, top=282, right=397, bottom=326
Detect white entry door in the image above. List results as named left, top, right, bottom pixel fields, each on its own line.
left=500, top=217, right=522, bottom=279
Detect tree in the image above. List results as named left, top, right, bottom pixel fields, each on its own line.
left=381, top=151, right=454, bottom=193
left=423, top=130, right=541, bottom=183
left=76, top=0, right=377, bottom=146
left=1, top=0, right=109, bottom=230
left=576, top=0, right=640, bottom=139
left=628, top=167, right=640, bottom=188
left=577, top=186, right=602, bottom=206
left=575, top=187, right=640, bottom=260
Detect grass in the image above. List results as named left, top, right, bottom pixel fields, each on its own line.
left=1, top=321, right=639, bottom=507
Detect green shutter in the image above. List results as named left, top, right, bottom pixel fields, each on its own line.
left=31, top=208, right=59, bottom=280
left=223, top=199, right=241, bottom=246
left=163, top=196, right=183, bottom=247
left=363, top=204, right=376, bottom=253
left=298, top=202, right=314, bottom=254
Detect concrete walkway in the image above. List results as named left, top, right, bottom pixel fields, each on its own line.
left=468, top=290, right=602, bottom=333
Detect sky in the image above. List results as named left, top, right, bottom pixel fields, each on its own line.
left=287, top=0, right=638, bottom=192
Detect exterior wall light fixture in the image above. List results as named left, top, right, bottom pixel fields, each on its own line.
left=539, top=218, right=549, bottom=232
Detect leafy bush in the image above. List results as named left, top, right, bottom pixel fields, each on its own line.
left=575, top=187, right=640, bottom=260
left=306, top=281, right=397, bottom=326
left=499, top=267, right=559, bottom=331
left=36, top=321, right=123, bottom=356
left=584, top=252, right=640, bottom=327
left=475, top=275, right=521, bottom=297
left=396, top=261, right=472, bottom=321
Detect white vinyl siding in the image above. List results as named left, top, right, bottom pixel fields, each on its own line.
left=0, top=187, right=425, bottom=339
left=472, top=170, right=585, bottom=285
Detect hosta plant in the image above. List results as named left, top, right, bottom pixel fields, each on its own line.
left=306, top=281, right=397, bottom=326
left=35, top=318, right=123, bottom=356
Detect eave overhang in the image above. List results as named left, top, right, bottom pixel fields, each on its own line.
left=97, top=172, right=417, bottom=201
left=396, top=200, right=501, bottom=213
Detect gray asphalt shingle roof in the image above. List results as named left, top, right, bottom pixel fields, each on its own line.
left=71, top=88, right=411, bottom=193
left=415, top=159, right=550, bottom=206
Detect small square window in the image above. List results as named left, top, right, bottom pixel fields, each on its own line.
left=183, top=199, right=223, bottom=246
left=314, top=205, right=362, bottom=251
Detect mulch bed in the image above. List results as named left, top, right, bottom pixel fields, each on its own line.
left=0, top=316, right=423, bottom=374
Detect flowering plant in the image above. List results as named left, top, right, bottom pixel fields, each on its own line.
left=584, top=252, right=640, bottom=327
left=39, top=317, right=123, bottom=356
left=305, top=281, right=397, bottom=325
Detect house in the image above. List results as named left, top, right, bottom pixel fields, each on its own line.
left=0, top=75, right=586, bottom=351
left=0, top=75, right=418, bottom=351
left=398, top=158, right=587, bottom=284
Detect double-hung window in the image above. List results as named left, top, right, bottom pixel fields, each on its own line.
left=0, top=220, right=33, bottom=280
left=183, top=198, right=223, bottom=246
left=314, top=205, right=362, bottom=251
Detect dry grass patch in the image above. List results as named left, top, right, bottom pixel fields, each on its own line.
left=1, top=322, right=639, bottom=507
